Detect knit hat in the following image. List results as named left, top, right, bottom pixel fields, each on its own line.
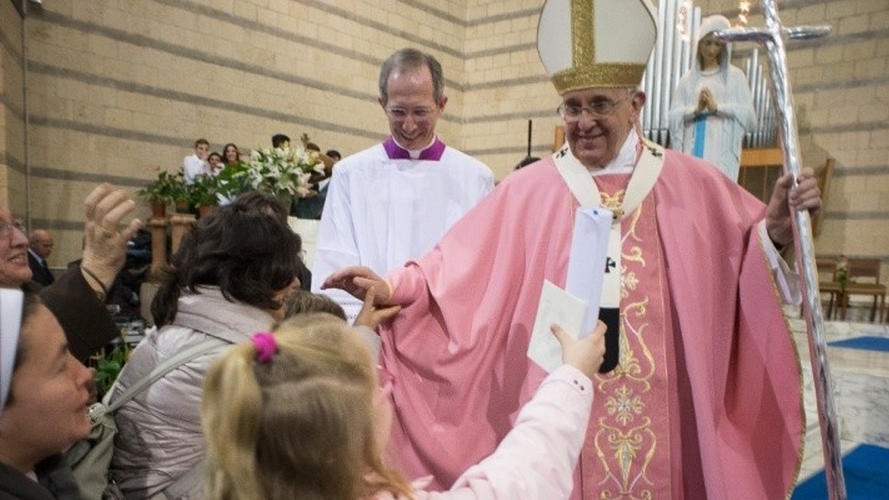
left=537, top=0, right=658, bottom=94
left=0, top=288, right=24, bottom=417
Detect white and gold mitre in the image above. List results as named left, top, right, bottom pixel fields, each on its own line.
left=537, top=0, right=658, bottom=94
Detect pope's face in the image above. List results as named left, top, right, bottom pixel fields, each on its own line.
left=562, top=88, right=644, bottom=169
left=379, top=65, right=446, bottom=151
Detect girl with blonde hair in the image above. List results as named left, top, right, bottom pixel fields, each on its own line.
left=202, top=313, right=606, bottom=500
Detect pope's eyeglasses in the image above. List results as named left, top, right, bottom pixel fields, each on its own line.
left=557, top=95, right=630, bottom=122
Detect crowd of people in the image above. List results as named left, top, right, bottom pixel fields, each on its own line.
left=1, top=1, right=824, bottom=499
left=181, top=136, right=342, bottom=221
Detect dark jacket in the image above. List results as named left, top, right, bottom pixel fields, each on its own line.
left=27, top=251, right=55, bottom=288
left=0, top=455, right=82, bottom=500
left=37, top=266, right=120, bottom=364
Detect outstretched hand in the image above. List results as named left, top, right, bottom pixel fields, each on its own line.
left=80, top=184, right=143, bottom=291
left=354, top=285, right=401, bottom=330
left=322, top=266, right=392, bottom=305
left=765, top=167, right=821, bottom=247
left=550, top=320, right=607, bottom=379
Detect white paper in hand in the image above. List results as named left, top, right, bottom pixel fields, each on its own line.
left=527, top=280, right=586, bottom=373
left=564, top=207, right=612, bottom=337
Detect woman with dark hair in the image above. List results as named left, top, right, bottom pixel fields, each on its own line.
left=108, top=191, right=302, bottom=500
left=222, top=143, right=240, bottom=167
left=0, top=289, right=93, bottom=500
left=206, top=152, right=224, bottom=175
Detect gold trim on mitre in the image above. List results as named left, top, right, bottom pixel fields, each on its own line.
left=540, top=0, right=657, bottom=95
left=553, top=64, right=648, bottom=94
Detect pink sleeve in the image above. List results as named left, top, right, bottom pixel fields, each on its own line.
left=417, top=365, right=593, bottom=500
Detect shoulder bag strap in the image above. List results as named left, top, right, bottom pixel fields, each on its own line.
left=150, top=461, right=205, bottom=500
left=106, top=338, right=229, bottom=413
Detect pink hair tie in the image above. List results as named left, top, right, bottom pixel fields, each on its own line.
left=251, top=332, right=278, bottom=363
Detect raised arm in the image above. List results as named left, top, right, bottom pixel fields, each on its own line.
left=41, top=183, right=143, bottom=362
left=421, top=322, right=607, bottom=500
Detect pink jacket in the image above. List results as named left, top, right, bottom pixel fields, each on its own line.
left=373, top=365, right=593, bottom=500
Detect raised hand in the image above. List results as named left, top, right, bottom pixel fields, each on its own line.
left=321, top=266, right=392, bottom=304
left=80, top=183, right=143, bottom=292
left=354, top=285, right=402, bottom=330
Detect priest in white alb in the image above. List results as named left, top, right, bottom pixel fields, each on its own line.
left=325, top=1, right=820, bottom=498
left=312, top=48, right=493, bottom=322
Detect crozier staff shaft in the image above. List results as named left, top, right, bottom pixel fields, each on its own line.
left=714, top=2, right=844, bottom=499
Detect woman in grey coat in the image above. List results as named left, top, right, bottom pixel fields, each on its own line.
left=109, top=193, right=303, bottom=500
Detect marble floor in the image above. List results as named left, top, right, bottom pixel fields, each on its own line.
left=787, top=304, right=889, bottom=483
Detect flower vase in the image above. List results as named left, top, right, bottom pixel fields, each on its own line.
left=174, top=201, right=190, bottom=214
left=150, top=202, right=167, bottom=219
left=198, top=205, right=217, bottom=219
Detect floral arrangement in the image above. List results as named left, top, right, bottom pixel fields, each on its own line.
left=189, top=172, right=222, bottom=207
left=227, top=146, right=325, bottom=198
left=136, top=170, right=182, bottom=205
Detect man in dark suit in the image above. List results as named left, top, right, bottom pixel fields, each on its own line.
left=28, top=229, right=55, bottom=287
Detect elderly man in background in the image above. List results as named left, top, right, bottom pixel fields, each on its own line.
left=1, top=184, right=142, bottom=363
left=312, top=47, right=493, bottom=322
left=324, top=0, right=819, bottom=498
left=27, top=228, right=55, bottom=287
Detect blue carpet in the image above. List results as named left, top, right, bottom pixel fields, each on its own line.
left=792, top=444, right=889, bottom=499
left=827, top=336, right=889, bottom=352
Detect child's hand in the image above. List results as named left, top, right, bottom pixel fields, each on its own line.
left=354, top=285, right=401, bottom=330
left=550, top=320, right=607, bottom=379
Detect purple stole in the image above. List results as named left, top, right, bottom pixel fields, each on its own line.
left=382, top=137, right=446, bottom=161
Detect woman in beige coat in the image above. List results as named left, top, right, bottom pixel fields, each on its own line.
left=109, top=192, right=303, bottom=500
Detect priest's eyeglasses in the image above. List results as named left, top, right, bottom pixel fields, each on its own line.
left=0, top=219, right=25, bottom=239
left=385, top=106, right=435, bottom=122
left=557, top=95, right=629, bottom=122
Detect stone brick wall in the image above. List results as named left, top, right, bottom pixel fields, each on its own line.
left=696, top=0, right=889, bottom=290
left=7, top=0, right=888, bottom=286
left=17, top=0, right=471, bottom=266
left=0, top=0, right=26, bottom=212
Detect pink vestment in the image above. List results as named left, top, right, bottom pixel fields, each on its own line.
left=381, top=148, right=804, bottom=499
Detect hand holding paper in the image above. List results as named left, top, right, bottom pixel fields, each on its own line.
left=527, top=207, right=619, bottom=373
left=551, top=321, right=607, bottom=379
left=527, top=280, right=587, bottom=373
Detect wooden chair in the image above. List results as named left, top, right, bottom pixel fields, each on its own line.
left=839, top=257, right=886, bottom=322
left=739, top=147, right=783, bottom=202
left=815, top=256, right=841, bottom=319
left=738, top=150, right=835, bottom=227
left=800, top=255, right=841, bottom=319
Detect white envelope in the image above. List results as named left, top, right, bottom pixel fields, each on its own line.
left=527, top=280, right=586, bottom=373
left=564, top=207, right=612, bottom=337
left=527, top=207, right=612, bottom=373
